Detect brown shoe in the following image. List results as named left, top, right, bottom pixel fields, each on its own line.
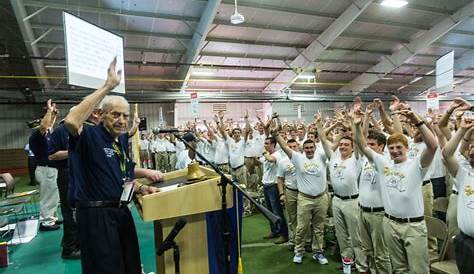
left=263, top=232, right=278, bottom=239
left=274, top=236, right=289, bottom=244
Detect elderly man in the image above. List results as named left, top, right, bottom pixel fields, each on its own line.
left=64, top=58, right=163, bottom=274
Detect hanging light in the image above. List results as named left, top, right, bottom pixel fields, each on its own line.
left=230, top=0, right=245, bottom=24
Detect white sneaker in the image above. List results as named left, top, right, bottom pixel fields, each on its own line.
left=313, top=252, right=328, bottom=265
left=293, top=253, right=303, bottom=264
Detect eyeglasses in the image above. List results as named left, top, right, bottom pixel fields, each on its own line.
left=107, top=111, right=129, bottom=120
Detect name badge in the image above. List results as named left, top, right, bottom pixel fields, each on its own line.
left=120, top=180, right=135, bottom=203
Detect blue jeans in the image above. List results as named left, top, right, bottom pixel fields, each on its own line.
left=263, top=184, right=288, bottom=237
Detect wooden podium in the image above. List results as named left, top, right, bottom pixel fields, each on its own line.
left=135, top=166, right=234, bottom=274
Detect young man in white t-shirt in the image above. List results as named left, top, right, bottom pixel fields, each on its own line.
left=318, top=119, right=366, bottom=272
left=259, top=136, right=289, bottom=244
left=272, top=116, right=329, bottom=265
left=354, top=109, right=438, bottom=274
left=354, top=128, right=392, bottom=274
left=442, top=115, right=474, bottom=274
left=276, top=139, right=300, bottom=252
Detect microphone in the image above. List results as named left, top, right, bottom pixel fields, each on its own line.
left=154, top=128, right=192, bottom=134
left=156, top=218, right=187, bottom=255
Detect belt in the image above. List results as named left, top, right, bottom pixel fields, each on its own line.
left=422, top=180, right=431, bottom=186
left=167, top=151, right=176, bottom=154
left=285, top=186, right=298, bottom=192
left=452, top=190, right=458, bottom=195
left=231, top=164, right=244, bottom=171
left=217, top=163, right=228, bottom=166
left=384, top=213, right=424, bottom=223
left=244, top=156, right=256, bottom=159
left=359, top=204, right=384, bottom=213
left=299, top=191, right=325, bottom=199
left=461, top=231, right=474, bottom=240
left=76, top=201, right=129, bottom=209
left=334, top=193, right=359, bottom=200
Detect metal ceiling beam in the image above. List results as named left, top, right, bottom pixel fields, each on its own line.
left=30, top=23, right=193, bottom=40
left=338, top=1, right=474, bottom=94
left=36, top=42, right=186, bottom=55
left=220, top=0, right=448, bottom=30
left=177, top=0, right=221, bottom=91
left=10, top=0, right=51, bottom=90
left=433, top=42, right=474, bottom=50
left=23, top=0, right=201, bottom=22
left=263, top=0, right=373, bottom=93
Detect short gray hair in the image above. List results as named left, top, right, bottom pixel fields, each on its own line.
left=99, top=95, right=129, bottom=112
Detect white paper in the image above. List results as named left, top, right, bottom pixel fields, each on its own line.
left=9, top=219, right=38, bottom=245
left=63, top=12, right=125, bottom=93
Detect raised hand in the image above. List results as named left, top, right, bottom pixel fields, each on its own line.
left=460, top=116, right=474, bottom=129
left=366, top=103, right=374, bottom=116
left=452, top=97, right=471, bottom=111
left=373, top=98, right=383, bottom=110
left=105, top=57, right=122, bottom=89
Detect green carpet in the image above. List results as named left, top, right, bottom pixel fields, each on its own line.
left=0, top=175, right=341, bottom=273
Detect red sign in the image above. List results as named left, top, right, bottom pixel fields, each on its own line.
left=427, top=92, right=438, bottom=99
left=190, top=92, right=198, bottom=99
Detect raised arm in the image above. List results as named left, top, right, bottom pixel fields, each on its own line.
left=65, top=58, right=121, bottom=136
left=215, top=111, right=228, bottom=140
left=243, top=110, right=251, bottom=142
left=270, top=114, right=293, bottom=159
left=374, top=98, right=395, bottom=134
left=128, top=116, right=140, bottom=137
left=39, top=99, right=58, bottom=135
left=353, top=114, right=376, bottom=162
left=315, top=114, right=333, bottom=160
left=402, top=110, right=438, bottom=168
left=442, top=117, right=473, bottom=176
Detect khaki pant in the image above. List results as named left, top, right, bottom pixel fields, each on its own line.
left=332, top=197, right=365, bottom=271
left=35, top=166, right=59, bottom=224
left=168, top=152, right=177, bottom=171
left=244, top=157, right=257, bottom=175
left=284, top=188, right=298, bottom=246
left=447, top=193, right=459, bottom=239
left=294, top=192, right=329, bottom=254
left=231, top=165, right=248, bottom=186
left=359, top=210, right=392, bottom=274
left=422, top=182, right=437, bottom=252
left=383, top=217, right=429, bottom=274
left=154, top=151, right=168, bottom=172
left=139, top=150, right=149, bottom=168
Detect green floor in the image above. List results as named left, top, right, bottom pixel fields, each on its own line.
left=0, top=175, right=341, bottom=274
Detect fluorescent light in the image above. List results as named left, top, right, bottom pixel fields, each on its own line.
left=297, top=73, right=315, bottom=80
left=397, top=84, right=408, bottom=91
left=381, top=77, right=393, bottom=80
left=191, top=70, right=215, bottom=76
left=44, top=65, right=66, bottom=68
left=426, top=69, right=435, bottom=75
left=409, top=76, right=423, bottom=84
left=381, top=0, right=408, bottom=8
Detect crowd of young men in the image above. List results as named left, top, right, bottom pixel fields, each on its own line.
left=26, top=60, right=473, bottom=274
left=145, top=95, right=472, bottom=274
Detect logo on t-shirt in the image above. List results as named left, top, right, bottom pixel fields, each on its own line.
left=303, top=162, right=321, bottom=177
left=104, top=147, right=115, bottom=158
left=384, top=167, right=406, bottom=192
left=332, top=164, right=346, bottom=180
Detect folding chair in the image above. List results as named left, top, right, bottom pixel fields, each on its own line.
left=425, top=215, right=448, bottom=264
left=0, top=173, right=39, bottom=217
left=433, top=197, right=449, bottom=214
left=431, top=240, right=460, bottom=274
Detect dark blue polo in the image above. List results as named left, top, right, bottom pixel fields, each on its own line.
left=48, top=123, right=69, bottom=169
left=68, top=123, right=135, bottom=202
left=28, top=129, right=51, bottom=166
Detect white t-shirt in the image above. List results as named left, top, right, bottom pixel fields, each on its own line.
left=196, top=138, right=215, bottom=163
left=329, top=151, right=361, bottom=197
left=291, top=151, right=327, bottom=196
left=167, top=139, right=177, bottom=152
left=139, top=139, right=149, bottom=151
left=359, top=156, right=387, bottom=208
left=409, top=142, right=446, bottom=180
left=259, top=151, right=280, bottom=185
left=151, top=138, right=168, bottom=152
left=276, top=154, right=298, bottom=190
left=454, top=164, right=474, bottom=237
left=253, top=131, right=266, bottom=156
left=176, top=149, right=191, bottom=170
left=244, top=138, right=255, bottom=157
left=213, top=136, right=229, bottom=165
left=226, top=138, right=246, bottom=168
left=373, top=154, right=428, bottom=218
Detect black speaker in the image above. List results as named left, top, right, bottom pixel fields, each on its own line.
left=138, top=117, right=147, bottom=131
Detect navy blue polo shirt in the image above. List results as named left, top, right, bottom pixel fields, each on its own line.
left=68, top=123, right=135, bottom=202
left=48, top=123, right=69, bottom=169
left=29, top=129, right=51, bottom=166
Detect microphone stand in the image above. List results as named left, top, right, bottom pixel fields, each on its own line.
left=173, top=133, right=281, bottom=274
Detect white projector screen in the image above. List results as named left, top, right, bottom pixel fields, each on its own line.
left=63, top=12, right=125, bottom=93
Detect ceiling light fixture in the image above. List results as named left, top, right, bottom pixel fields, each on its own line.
left=297, top=73, right=315, bottom=80
left=191, top=70, right=215, bottom=76
left=230, top=0, right=245, bottom=25
left=381, top=0, right=408, bottom=8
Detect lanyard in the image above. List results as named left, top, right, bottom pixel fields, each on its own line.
left=112, top=142, right=128, bottom=180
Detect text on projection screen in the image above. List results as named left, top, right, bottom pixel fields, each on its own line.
left=63, top=12, right=125, bottom=93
